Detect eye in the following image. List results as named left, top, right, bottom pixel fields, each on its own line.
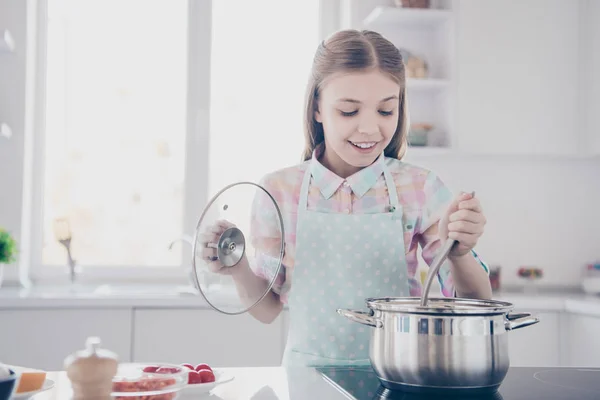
left=379, top=110, right=394, bottom=116
left=339, top=110, right=358, bottom=117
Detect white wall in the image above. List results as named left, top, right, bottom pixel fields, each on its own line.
left=1, top=0, right=599, bottom=289
left=412, top=155, right=600, bottom=287
left=0, top=0, right=28, bottom=282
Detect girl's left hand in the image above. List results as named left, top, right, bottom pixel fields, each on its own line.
left=439, top=192, right=486, bottom=258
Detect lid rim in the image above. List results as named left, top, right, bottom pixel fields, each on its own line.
left=191, top=181, right=286, bottom=315
left=364, top=296, right=515, bottom=315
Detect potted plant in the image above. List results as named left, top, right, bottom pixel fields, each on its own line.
left=0, top=227, right=18, bottom=287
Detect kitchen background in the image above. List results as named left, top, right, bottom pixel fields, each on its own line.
left=0, top=0, right=599, bottom=375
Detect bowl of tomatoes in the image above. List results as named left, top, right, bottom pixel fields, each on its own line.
left=178, top=363, right=234, bottom=394
left=111, top=363, right=188, bottom=400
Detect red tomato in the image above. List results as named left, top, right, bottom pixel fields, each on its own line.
left=180, top=363, right=195, bottom=371
left=198, top=369, right=215, bottom=383
left=142, top=366, right=159, bottom=373
left=187, top=370, right=203, bottom=384
left=195, top=364, right=212, bottom=372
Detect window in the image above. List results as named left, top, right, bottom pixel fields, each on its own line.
left=40, top=0, right=188, bottom=271
left=30, top=0, right=333, bottom=282
left=208, top=1, right=321, bottom=194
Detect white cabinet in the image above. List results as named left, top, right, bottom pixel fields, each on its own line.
left=1, top=303, right=594, bottom=369
left=507, top=311, right=561, bottom=367
left=456, top=0, right=581, bottom=155
left=565, top=313, right=600, bottom=367
left=132, top=309, right=285, bottom=367
left=0, top=309, right=132, bottom=371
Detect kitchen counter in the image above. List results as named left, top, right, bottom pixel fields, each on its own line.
left=493, top=290, right=600, bottom=317
left=0, top=284, right=599, bottom=316
left=17, top=367, right=351, bottom=400
left=13, top=365, right=600, bottom=400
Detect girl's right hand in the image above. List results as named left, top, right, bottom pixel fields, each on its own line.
left=198, top=219, right=243, bottom=275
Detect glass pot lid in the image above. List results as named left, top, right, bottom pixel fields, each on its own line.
left=191, top=181, right=285, bottom=315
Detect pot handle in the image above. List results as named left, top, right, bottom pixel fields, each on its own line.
left=504, top=312, right=539, bottom=331
left=336, top=309, right=383, bottom=328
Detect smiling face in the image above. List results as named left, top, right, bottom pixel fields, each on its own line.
left=315, top=69, right=401, bottom=178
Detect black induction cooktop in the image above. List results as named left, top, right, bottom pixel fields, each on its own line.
left=316, top=366, right=600, bottom=400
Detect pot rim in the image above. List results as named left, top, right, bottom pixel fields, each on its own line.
left=365, top=296, right=515, bottom=316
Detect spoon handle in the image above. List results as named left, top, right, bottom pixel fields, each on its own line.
left=419, top=191, right=476, bottom=307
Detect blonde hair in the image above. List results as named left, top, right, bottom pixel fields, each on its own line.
left=302, top=29, right=409, bottom=161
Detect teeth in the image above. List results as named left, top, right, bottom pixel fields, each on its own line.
left=351, top=141, right=376, bottom=149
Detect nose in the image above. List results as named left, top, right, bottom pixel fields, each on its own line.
left=357, top=111, right=379, bottom=136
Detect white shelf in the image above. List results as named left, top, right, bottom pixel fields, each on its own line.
left=0, top=29, right=15, bottom=53
left=363, top=6, right=451, bottom=29
left=406, top=78, right=449, bottom=91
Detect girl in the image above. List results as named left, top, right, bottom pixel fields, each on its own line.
left=201, top=29, right=491, bottom=367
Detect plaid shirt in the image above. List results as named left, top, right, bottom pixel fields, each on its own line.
left=250, top=146, right=489, bottom=303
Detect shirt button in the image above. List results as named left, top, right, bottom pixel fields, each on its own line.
left=343, top=208, right=350, bottom=214
left=342, top=181, right=349, bottom=187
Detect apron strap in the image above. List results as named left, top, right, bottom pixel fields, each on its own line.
left=298, top=166, right=312, bottom=212
left=382, top=160, right=399, bottom=207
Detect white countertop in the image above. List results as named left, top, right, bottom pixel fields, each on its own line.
left=0, top=284, right=599, bottom=317
left=0, top=284, right=242, bottom=309
left=492, top=290, right=600, bottom=317
left=12, top=367, right=353, bottom=400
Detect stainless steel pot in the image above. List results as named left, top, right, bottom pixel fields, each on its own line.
left=338, top=297, right=539, bottom=394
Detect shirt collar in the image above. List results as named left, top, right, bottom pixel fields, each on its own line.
left=309, top=144, right=385, bottom=199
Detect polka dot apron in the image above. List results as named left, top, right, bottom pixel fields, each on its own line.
left=281, top=161, right=410, bottom=367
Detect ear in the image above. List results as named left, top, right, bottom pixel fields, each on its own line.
left=314, top=100, right=322, bottom=123
left=315, top=109, right=322, bottom=123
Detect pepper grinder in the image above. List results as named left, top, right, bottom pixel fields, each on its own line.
left=64, top=337, right=118, bottom=400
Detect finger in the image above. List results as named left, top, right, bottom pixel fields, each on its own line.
left=206, top=224, right=225, bottom=235
left=448, top=209, right=486, bottom=224
left=448, top=231, right=479, bottom=248
left=446, top=192, right=473, bottom=215
left=199, top=234, right=221, bottom=250
left=200, top=247, right=217, bottom=260
left=215, top=219, right=235, bottom=230
left=447, top=221, right=484, bottom=235
left=458, top=198, right=482, bottom=213
left=198, top=232, right=219, bottom=244
left=203, top=220, right=236, bottom=238
left=196, top=249, right=217, bottom=262
left=200, top=221, right=234, bottom=243
left=446, top=196, right=461, bottom=215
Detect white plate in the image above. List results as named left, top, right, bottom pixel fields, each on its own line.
left=582, top=276, right=600, bottom=295
left=11, top=379, right=55, bottom=400
left=181, top=370, right=234, bottom=395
